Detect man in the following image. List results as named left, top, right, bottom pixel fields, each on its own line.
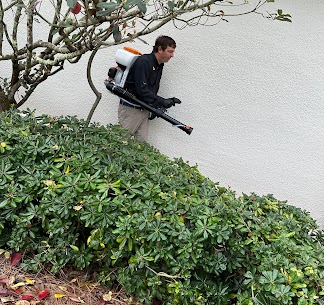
left=118, top=35, right=181, bottom=142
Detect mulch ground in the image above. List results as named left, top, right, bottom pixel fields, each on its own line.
left=0, top=255, right=139, bottom=305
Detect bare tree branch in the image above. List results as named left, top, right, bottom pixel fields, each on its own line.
left=0, top=0, right=290, bottom=111
left=0, top=1, right=4, bottom=55
left=24, top=5, right=35, bottom=82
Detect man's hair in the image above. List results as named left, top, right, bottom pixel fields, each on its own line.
left=153, top=36, right=176, bottom=52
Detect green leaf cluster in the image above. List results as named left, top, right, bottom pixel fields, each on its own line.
left=0, top=109, right=323, bottom=305
left=275, top=9, right=292, bottom=22
left=95, top=0, right=147, bottom=17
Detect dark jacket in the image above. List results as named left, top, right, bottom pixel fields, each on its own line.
left=124, top=52, right=166, bottom=108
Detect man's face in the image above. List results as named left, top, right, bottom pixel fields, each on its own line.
left=156, top=46, right=175, bottom=64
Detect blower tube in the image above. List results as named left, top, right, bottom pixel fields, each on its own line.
left=106, top=82, right=193, bottom=135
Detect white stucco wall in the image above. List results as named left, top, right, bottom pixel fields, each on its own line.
left=19, top=0, right=324, bottom=226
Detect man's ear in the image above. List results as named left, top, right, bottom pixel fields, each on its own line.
left=157, top=46, right=163, bottom=53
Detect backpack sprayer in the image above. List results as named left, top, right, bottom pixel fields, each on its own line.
left=105, top=46, right=193, bottom=135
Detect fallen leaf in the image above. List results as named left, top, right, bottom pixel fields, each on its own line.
left=12, top=287, right=25, bottom=295
left=54, top=293, right=66, bottom=299
left=15, top=300, right=30, bottom=305
left=25, top=278, right=35, bottom=285
left=10, top=253, right=22, bottom=267
left=1, top=296, right=15, bottom=303
left=21, top=293, right=35, bottom=301
left=38, top=290, right=50, bottom=300
left=10, top=282, right=26, bottom=289
left=102, top=291, right=112, bottom=301
left=0, top=287, right=9, bottom=297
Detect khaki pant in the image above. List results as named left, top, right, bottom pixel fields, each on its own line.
left=118, top=103, right=150, bottom=142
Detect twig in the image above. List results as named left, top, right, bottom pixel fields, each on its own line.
left=146, top=265, right=181, bottom=279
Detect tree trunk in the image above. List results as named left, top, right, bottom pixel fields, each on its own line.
left=0, top=91, right=12, bottom=112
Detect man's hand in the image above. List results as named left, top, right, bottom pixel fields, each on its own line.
left=172, top=97, right=182, bottom=104
left=163, top=98, right=175, bottom=108
left=162, top=97, right=182, bottom=108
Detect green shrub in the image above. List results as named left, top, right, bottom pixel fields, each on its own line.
left=0, top=109, right=324, bottom=305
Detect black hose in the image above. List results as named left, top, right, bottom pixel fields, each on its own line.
left=106, top=82, right=193, bottom=135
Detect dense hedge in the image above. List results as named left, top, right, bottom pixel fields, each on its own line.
left=0, top=109, right=324, bottom=305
